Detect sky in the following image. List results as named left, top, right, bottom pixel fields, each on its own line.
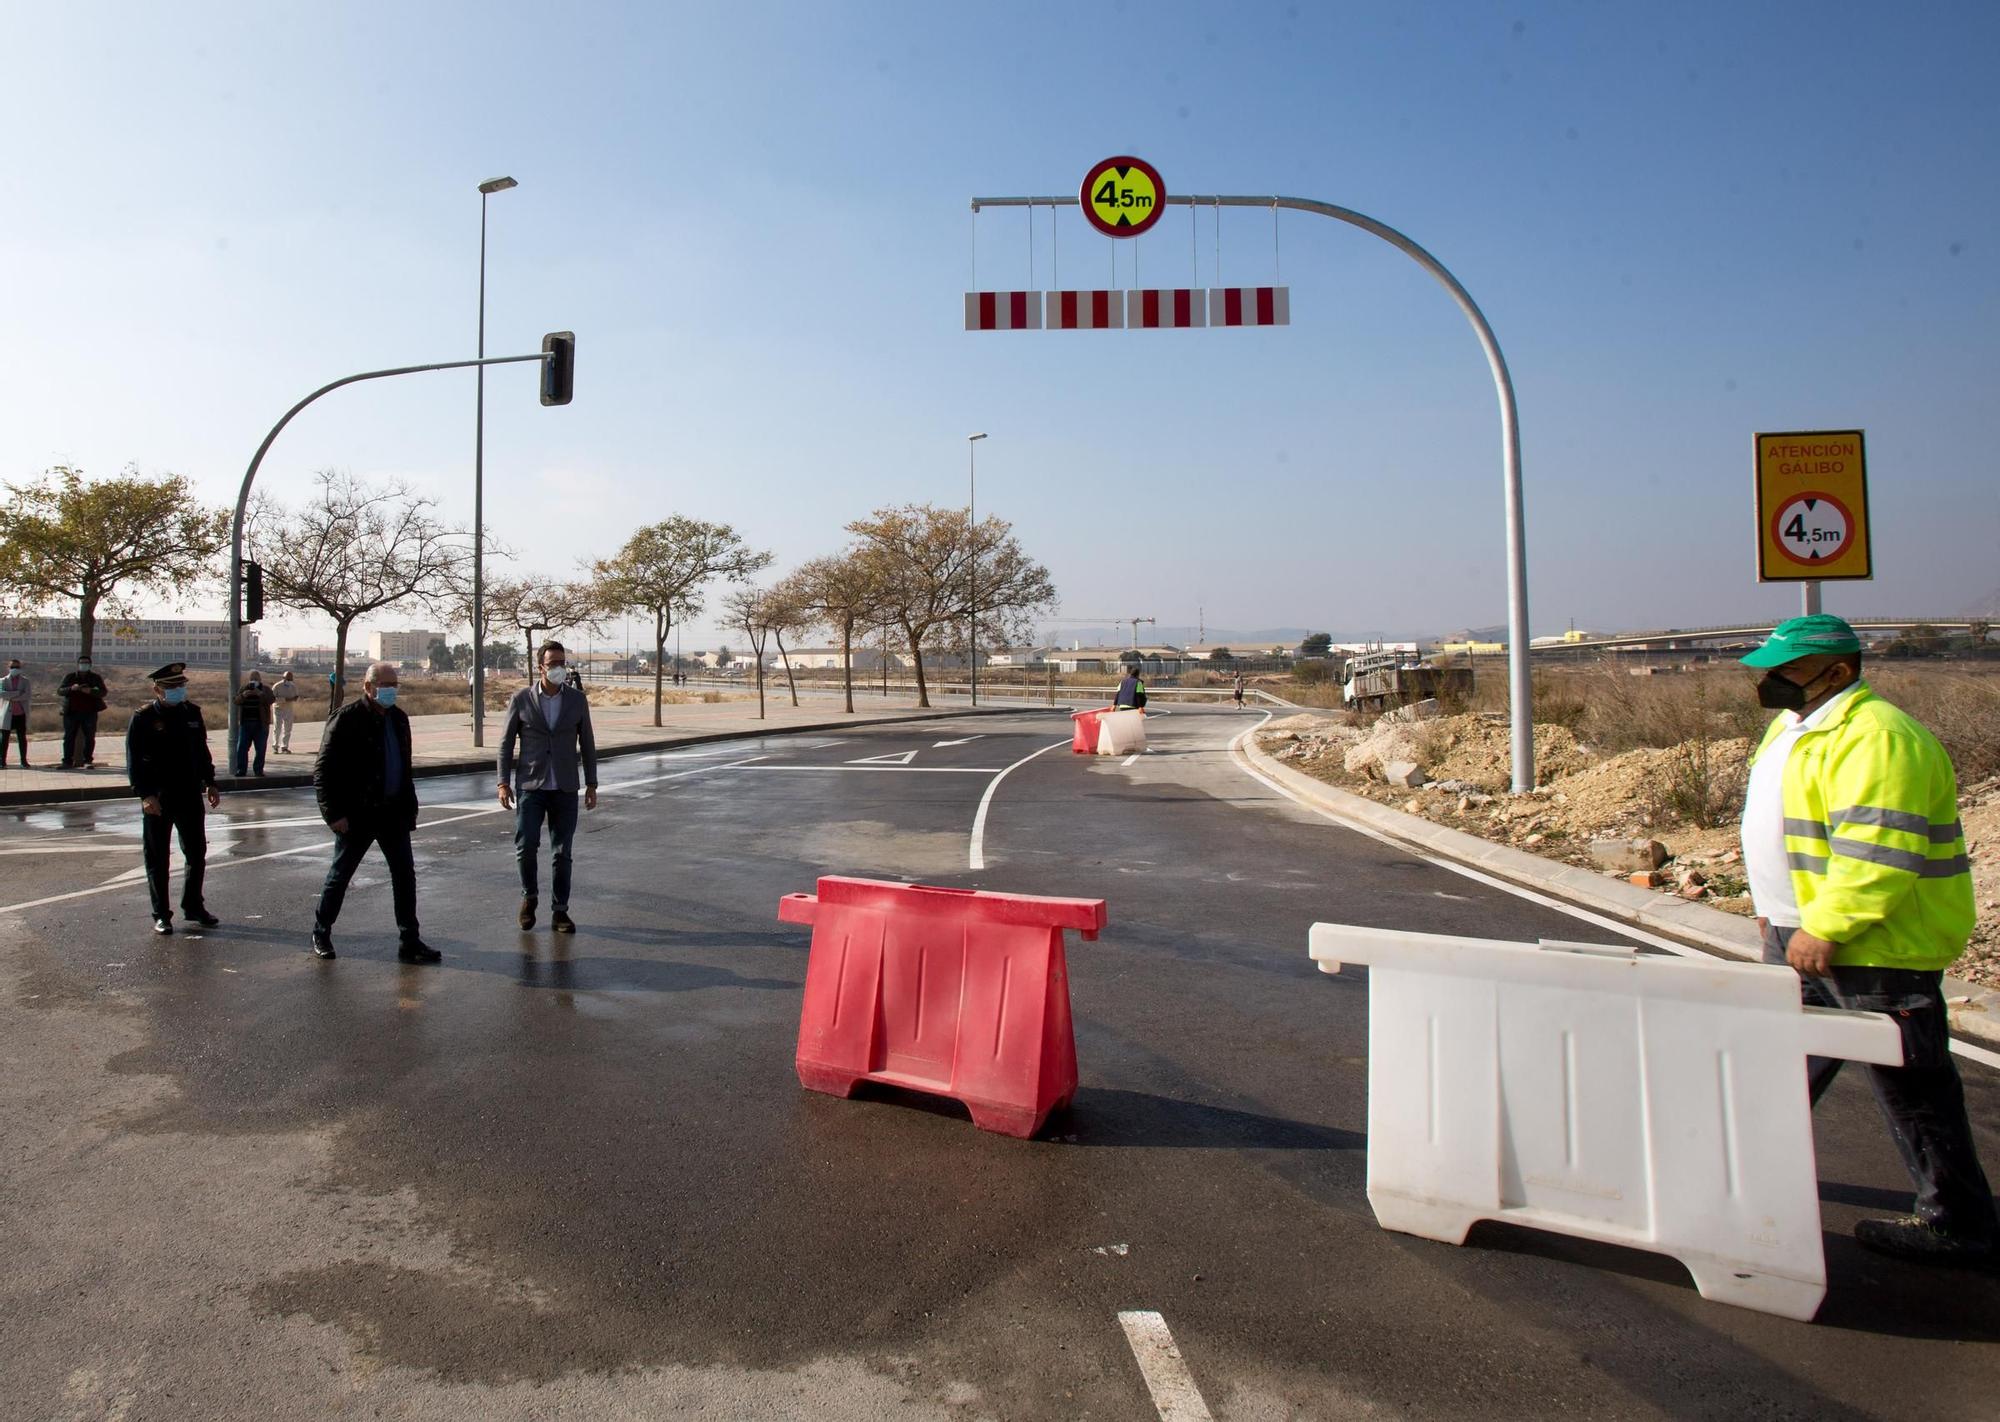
left=4, top=1, right=1997, bottom=655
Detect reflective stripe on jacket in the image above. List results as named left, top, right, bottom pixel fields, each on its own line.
left=1752, top=682, right=1974, bottom=970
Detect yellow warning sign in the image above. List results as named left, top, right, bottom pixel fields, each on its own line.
left=1754, top=429, right=1872, bottom=582
left=1081, top=156, right=1165, bottom=239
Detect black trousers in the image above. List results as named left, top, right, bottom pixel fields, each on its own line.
left=62, top=711, right=99, bottom=765
left=1, top=719, right=26, bottom=764
left=314, top=817, right=420, bottom=940
left=1764, top=925, right=1998, bottom=1243
left=142, top=791, right=207, bottom=921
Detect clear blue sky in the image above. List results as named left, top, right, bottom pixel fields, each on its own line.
left=5, top=1, right=1996, bottom=651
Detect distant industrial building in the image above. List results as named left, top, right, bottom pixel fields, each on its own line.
left=0, top=616, right=257, bottom=667
left=368, top=629, right=444, bottom=664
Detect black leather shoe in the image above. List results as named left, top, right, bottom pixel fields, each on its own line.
left=152, top=916, right=173, bottom=936
left=311, top=931, right=336, bottom=960
left=186, top=907, right=221, bottom=928
left=1855, top=1216, right=1996, bottom=1268
left=397, top=939, right=442, bottom=965
left=519, top=897, right=537, bottom=930
left=551, top=909, right=575, bottom=934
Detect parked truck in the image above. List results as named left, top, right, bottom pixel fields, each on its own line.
left=1340, top=650, right=1474, bottom=712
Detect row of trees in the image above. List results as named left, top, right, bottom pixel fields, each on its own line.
left=0, top=465, right=1060, bottom=720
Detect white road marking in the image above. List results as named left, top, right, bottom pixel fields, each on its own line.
left=932, top=735, right=985, bottom=747
left=848, top=750, right=919, bottom=766
left=968, top=738, right=1073, bottom=871
left=1227, top=720, right=2000, bottom=1074
left=728, top=764, right=1006, bottom=775
left=1122, top=754, right=1140, bottom=767
left=1118, top=1310, right=1213, bottom=1422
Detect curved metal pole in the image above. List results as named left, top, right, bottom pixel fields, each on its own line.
left=226, top=352, right=544, bottom=751
left=970, top=192, right=1534, bottom=791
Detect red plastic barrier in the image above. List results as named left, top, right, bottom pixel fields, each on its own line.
left=1071, top=706, right=1112, bottom=753
left=779, top=876, right=1107, bottom=1138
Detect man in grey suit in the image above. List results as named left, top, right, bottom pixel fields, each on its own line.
left=498, top=641, right=598, bottom=933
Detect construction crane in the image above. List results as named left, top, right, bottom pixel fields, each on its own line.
left=1044, top=616, right=1159, bottom=649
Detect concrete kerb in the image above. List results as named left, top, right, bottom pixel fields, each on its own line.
left=1236, top=727, right=2000, bottom=1050
left=0, top=705, right=1044, bottom=810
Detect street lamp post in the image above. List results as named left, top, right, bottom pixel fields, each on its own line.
left=472, top=174, right=517, bottom=749
left=967, top=432, right=987, bottom=706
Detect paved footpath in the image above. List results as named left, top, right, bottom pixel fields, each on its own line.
left=0, top=690, right=1022, bottom=805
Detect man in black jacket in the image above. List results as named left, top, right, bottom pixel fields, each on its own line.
left=58, top=653, right=108, bottom=768
left=309, top=662, right=437, bottom=963
left=125, top=662, right=221, bottom=935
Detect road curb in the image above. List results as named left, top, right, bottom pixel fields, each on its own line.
left=1237, top=728, right=2000, bottom=1050
left=0, top=705, right=1044, bottom=810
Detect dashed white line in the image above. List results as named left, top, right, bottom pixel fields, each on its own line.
left=968, top=737, right=1072, bottom=871
left=1121, top=753, right=1140, bottom=767
left=1118, top=1310, right=1213, bottom=1421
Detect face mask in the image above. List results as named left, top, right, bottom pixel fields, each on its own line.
left=164, top=687, right=187, bottom=706
left=78, top=663, right=91, bottom=672
left=1756, top=665, right=1836, bottom=712
left=373, top=686, right=398, bottom=708
left=544, top=663, right=566, bottom=683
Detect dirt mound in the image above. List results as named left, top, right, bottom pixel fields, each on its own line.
left=1340, top=712, right=1587, bottom=789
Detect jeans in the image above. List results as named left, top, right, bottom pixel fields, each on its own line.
left=1763, top=924, right=1998, bottom=1243
left=314, top=817, right=420, bottom=941
left=142, top=791, right=207, bottom=921
left=514, top=788, right=580, bottom=909
left=233, top=720, right=268, bottom=776
left=62, top=711, right=99, bottom=765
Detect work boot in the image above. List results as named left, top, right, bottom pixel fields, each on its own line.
left=1855, top=1216, right=1996, bottom=1268
left=398, top=938, right=442, bottom=965
left=152, top=916, right=173, bottom=936
left=311, top=930, right=336, bottom=960
left=519, top=897, right=537, bottom=930
left=186, top=907, right=220, bottom=929
left=551, top=909, right=575, bottom=935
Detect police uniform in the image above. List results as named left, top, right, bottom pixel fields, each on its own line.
left=125, top=663, right=218, bottom=934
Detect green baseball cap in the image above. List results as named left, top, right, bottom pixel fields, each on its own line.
left=1740, top=614, right=1863, bottom=668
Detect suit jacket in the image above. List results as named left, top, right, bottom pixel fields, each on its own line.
left=498, top=682, right=598, bottom=793
left=314, top=699, right=418, bottom=828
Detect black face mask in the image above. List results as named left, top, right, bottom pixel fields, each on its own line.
left=1757, top=665, right=1842, bottom=712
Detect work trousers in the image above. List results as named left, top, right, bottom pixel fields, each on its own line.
left=142, top=791, right=207, bottom=921
left=233, top=720, right=268, bottom=776
left=1, top=719, right=26, bottom=765
left=315, top=817, right=420, bottom=941
left=62, top=711, right=100, bottom=765
left=273, top=704, right=295, bottom=752
left=515, top=788, right=580, bottom=909
left=1764, top=925, right=1998, bottom=1244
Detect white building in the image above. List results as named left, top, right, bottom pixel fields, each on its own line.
left=761, top=647, right=902, bottom=672
left=1, top=616, right=257, bottom=667
left=368, top=629, right=443, bottom=664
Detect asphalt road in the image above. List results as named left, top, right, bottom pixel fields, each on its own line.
left=2, top=707, right=1995, bottom=1420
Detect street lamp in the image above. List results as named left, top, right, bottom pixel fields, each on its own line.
left=967, top=432, right=987, bottom=706
left=471, top=174, right=517, bottom=748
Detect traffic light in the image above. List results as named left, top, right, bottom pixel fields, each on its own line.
left=540, top=330, right=575, bottom=406
left=242, top=561, right=264, bottom=624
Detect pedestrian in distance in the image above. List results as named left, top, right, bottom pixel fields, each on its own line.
left=1112, top=663, right=1147, bottom=710
left=270, top=669, right=300, bottom=754
left=233, top=671, right=276, bottom=776
left=498, top=641, right=598, bottom=933
left=58, top=653, right=108, bottom=768
left=1, top=658, right=31, bottom=767
left=124, top=662, right=221, bottom=936
left=309, top=661, right=437, bottom=963
left=1739, top=614, right=1995, bottom=1267
left=1232, top=672, right=1247, bottom=711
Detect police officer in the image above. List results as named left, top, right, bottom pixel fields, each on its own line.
left=125, top=662, right=221, bottom=936
left=1740, top=614, right=1995, bottom=1265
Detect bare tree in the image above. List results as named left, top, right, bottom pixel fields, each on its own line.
left=723, top=586, right=775, bottom=720
left=0, top=465, right=228, bottom=657
left=759, top=577, right=815, bottom=709
left=847, top=503, right=1056, bottom=708
left=246, top=471, right=472, bottom=709
left=593, top=517, right=771, bottom=726
left=784, top=550, right=884, bottom=714
left=485, top=575, right=608, bottom=673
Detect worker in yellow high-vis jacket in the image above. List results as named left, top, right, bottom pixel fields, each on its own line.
left=1740, top=614, right=1994, bottom=1267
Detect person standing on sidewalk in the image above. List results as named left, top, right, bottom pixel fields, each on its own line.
left=124, top=663, right=221, bottom=936
left=498, top=641, right=598, bottom=934
left=58, top=654, right=108, bottom=768
left=1, top=659, right=31, bottom=767
left=232, top=672, right=276, bottom=776
left=270, top=670, right=300, bottom=754
left=1739, top=613, right=1994, bottom=1267
left=309, top=662, right=437, bottom=964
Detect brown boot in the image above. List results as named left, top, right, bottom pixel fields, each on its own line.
left=518, top=897, right=537, bottom=930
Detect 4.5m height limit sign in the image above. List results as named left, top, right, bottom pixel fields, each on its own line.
left=1754, top=429, right=1873, bottom=582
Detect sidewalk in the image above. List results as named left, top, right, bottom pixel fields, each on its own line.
left=0, top=692, right=1034, bottom=807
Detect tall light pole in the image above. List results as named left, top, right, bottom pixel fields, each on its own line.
left=967, top=432, right=987, bottom=705
left=471, top=174, right=517, bottom=748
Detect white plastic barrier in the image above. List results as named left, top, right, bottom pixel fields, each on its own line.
left=1309, top=923, right=1902, bottom=1321
left=1096, top=709, right=1148, bottom=755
